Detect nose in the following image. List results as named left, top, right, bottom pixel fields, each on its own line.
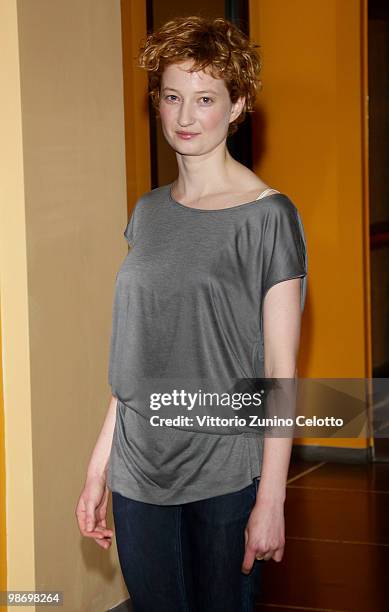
left=177, top=99, right=195, bottom=127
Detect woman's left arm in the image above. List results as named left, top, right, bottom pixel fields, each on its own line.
left=241, top=275, right=303, bottom=573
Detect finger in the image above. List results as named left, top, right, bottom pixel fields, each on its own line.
left=94, top=522, right=113, bottom=535
left=85, top=502, right=96, bottom=532
left=81, top=526, right=113, bottom=539
left=261, top=548, right=276, bottom=562
left=100, top=486, right=110, bottom=508
left=82, top=529, right=107, bottom=539
left=94, top=537, right=112, bottom=549
left=75, top=502, right=87, bottom=533
left=95, top=534, right=112, bottom=542
left=97, top=497, right=109, bottom=524
left=89, top=526, right=113, bottom=538
left=97, top=494, right=108, bottom=516
left=95, top=527, right=114, bottom=538
left=241, top=548, right=256, bottom=575
left=272, top=547, right=284, bottom=562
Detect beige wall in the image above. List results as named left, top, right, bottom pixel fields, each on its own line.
left=0, top=1, right=134, bottom=609
left=0, top=0, right=35, bottom=604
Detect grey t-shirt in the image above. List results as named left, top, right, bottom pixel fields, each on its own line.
left=106, top=182, right=308, bottom=504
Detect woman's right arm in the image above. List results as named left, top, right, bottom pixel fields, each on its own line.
left=75, top=394, right=118, bottom=549
left=86, top=393, right=118, bottom=481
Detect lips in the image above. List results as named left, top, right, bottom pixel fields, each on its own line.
left=176, top=131, right=200, bottom=139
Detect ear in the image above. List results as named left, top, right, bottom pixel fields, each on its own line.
left=229, top=96, right=246, bottom=124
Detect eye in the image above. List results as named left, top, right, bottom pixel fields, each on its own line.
left=164, top=95, right=179, bottom=103
left=200, top=96, right=213, bottom=105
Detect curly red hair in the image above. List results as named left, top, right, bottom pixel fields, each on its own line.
left=137, top=15, right=263, bottom=136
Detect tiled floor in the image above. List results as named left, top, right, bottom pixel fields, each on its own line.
left=255, top=458, right=389, bottom=612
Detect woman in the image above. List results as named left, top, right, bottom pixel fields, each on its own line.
left=76, top=15, right=308, bottom=612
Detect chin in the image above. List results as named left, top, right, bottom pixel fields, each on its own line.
left=173, top=147, right=203, bottom=156
left=170, top=140, right=203, bottom=152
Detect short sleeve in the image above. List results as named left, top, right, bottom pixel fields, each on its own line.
left=262, top=198, right=308, bottom=312
left=124, top=208, right=135, bottom=246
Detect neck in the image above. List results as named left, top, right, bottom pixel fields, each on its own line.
left=173, top=145, right=240, bottom=200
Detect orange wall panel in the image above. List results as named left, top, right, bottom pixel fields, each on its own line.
left=120, top=0, right=151, bottom=212
left=249, top=0, right=371, bottom=449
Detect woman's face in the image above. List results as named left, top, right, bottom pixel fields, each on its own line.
left=159, top=60, right=244, bottom=156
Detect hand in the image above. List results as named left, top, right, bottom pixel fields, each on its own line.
left=241, top=495, right=285, bottom=574
left=75, top=475, right=114, bottom=549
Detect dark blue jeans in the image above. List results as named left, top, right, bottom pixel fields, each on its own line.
left=112, top=478, right=262, bottom=612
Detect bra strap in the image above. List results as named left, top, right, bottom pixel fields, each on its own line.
left=255, top=187, right=280, bottom=200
